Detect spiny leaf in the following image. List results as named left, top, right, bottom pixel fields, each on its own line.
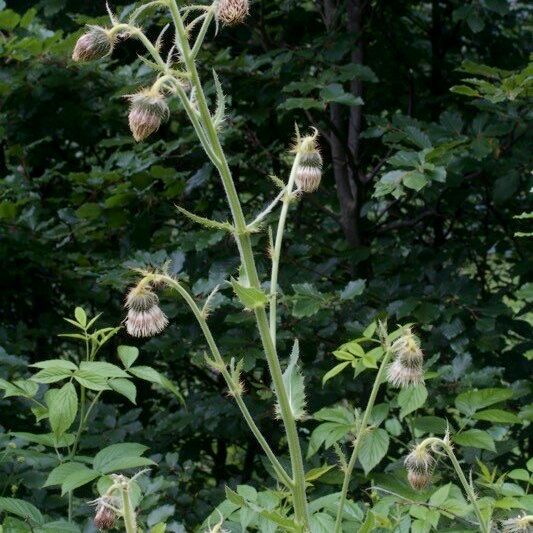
left=276, top=339, right=306, bottom=421
left=212, top=69, right=226, bottom=129
left=176, top=205, right=234, bottom=232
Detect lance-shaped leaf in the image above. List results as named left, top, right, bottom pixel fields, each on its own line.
left=212, top=69, right=226, bottom=128
left=176, top=205, right=234, bottom=232
left=276, top=340, right=306, bottom=421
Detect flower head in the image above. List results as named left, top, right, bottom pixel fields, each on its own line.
left=404, top=445, right=434, bottom=491
left=93, top=496, right=117, bottom=530
left=502, top=515, right=533, bottom=532
left=126, top=88, right=169, bottom=142
left=72, top=26, right=115, bottom=62
left=125, top=283, right=168, bottom=337
left=294, top=130, right=322, bottom=193
left=216, top=0, right=249, bottom=25
left=387, top=327, right=424, bottom=388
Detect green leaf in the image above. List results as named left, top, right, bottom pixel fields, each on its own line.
left=450, top=85, right=480, bottom=97
left=454, top=429, right=496, bottom=452
left=78, top=361, right=130, bottom=379
left=508, top=469, right=530, bottom=482
left=93, top=443, right=153, bottom=474
left=340, top=279, right=366, bottom=300
left=0, top=10, right=21, bottom=30
left=11, top=432, right=75, bottom=448
left=320, top=83, right=364, bottom=107
left=473, top=409, right=521, bottom=424
left=176, top=205, right=233, bottom=232
left=413, top=416, right=449, bottom=434
left=109, top=378, right=137, bottom=404
left=74, top=307, right=87, bottom=327
left=276, top=340, right=306, bottom=421
left=291, top=283, right=327, bottom=318
left=73, top=369, right=111, bottom=391
left=0, top=379, right=39, bottom=399
left=322, top=362, right=350, bottom=385
left=31, top=360, right=78, bottom=371
left=358, top=428, right=389, bottom=474
left=31, top=366, right=74, bottom=384
left=0, top=497, right=43, bottom=525
left=455, top=388, right=514, bottom=416
left=60, top=466, right=99, bottom=496
left=305, top=464, right=334, bottom=483
left=231, top=279, right=268, bottom=310
left=117, top=345, right=139, bottom=368
left=47, top=383, right=78, bottom=439
left=398, top=384, right=428, bottom=418
left=279, top=97, right=323, bottom=111
left=403, top=171, right=428, bottom=191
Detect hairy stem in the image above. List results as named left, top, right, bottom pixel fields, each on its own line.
left=165, top=2, right=309, bottom=524
left=334, top=347, right=392, bottom=532
left=269, top=154, right=300, bottom=344
left=121, top=484, right=137, bottom=533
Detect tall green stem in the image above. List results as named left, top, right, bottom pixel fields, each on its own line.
left=121, top=484, right=137, bottom=533
left=334, top=348, right=392, bottom=532
left=269, top=154, right=300, bottom=344
left=166, top=2, right=309, bottom=526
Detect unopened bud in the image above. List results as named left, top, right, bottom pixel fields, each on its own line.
left=405, top=445, right=434, bottom=491
left=216, top=0, right=249, bottom=25
left=125, top=283, right=168, bottom=337
left=294, top=133, right=322, bottom=193
left=387, top=327, right=424, bottom=388
left=72, top=26, right=114, bottom=62
left=127, top=89, right=169, bottom=142
left=93, top=497, right=116, bottom=530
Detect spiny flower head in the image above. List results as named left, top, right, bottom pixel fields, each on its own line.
left=92, top=496, right=118, bottom=530
left=404, top=444, right=434, bottom=491
left=216, top=0, right=249, bottom=25
left=502, top=515, right=533, bottom=532
left=294, top=128, right=322, bottom=193
left=72, top=26, right=115, bottom=62
left=126, top=88, right=169, bottom=142
left=125, top=283, right=168, bottom=337
left=387, top=326, right=424, bottom=388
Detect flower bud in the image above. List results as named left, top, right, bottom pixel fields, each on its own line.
left=125, top=284, right=168, bottom=337
left=216, top=0, right=249, bottom=25
left=72, top=26, right=114, bottom=62
left=404, top=445, right=434, bottom=491
left=93, top=497, right=116, bottom=530
left=127, top=89, right=169, bottom=142
left=293, top=129, right=322, bottom=193
left=387, top=327, right=424, bottom=388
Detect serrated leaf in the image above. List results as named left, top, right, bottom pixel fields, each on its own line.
left=176, top=205, right=233, bottom=232
left=358, top=428, right=389, bottom=474
left=93, top=443, right=153, bottom=474
left=398, top=384, right=427, bottom=418
left=340, top=279, right=366, bottom=300
left=276, top=340, right=306, bottom=421
left=455, top=388, right=514, bottom=416
left=473, top=409, right=521, bottom=424
left=12, top=432, right=75, bottom=448
left=109, top=378, right=137, bottom=404
left=0, top=497, right=43, bottom=525
left=47, top=383, right=78, bottom=439
left=231, top=279, right=268, bottom=310
left=454, top=429, right=496, bottom=452
left=31, top=360, right=78, bottom=371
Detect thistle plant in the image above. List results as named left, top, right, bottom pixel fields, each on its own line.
left=66, top=2, right=518, bottom=532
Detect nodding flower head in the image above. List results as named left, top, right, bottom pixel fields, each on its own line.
left=126, top=88, right=169, bottom=142
left=93, top=496, right=117, bottom=530
left=387, top=327, right=424, bottom=388
left=404, top=445, right=434, bottom=491
left=216, top=0, right=249, bottom=25
left=294, top=130, right=322, bottom=193
left=72, top=26, right=115, bottom=62
left=125, top=283, right=168, bottom=338
left=502, top=515, right=533, bottom=532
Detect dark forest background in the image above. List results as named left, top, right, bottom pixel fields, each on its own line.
left=0, top=0, right=531, bottom=531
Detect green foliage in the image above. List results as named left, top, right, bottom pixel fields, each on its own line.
left=0, top=0, right=531, bottom=531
